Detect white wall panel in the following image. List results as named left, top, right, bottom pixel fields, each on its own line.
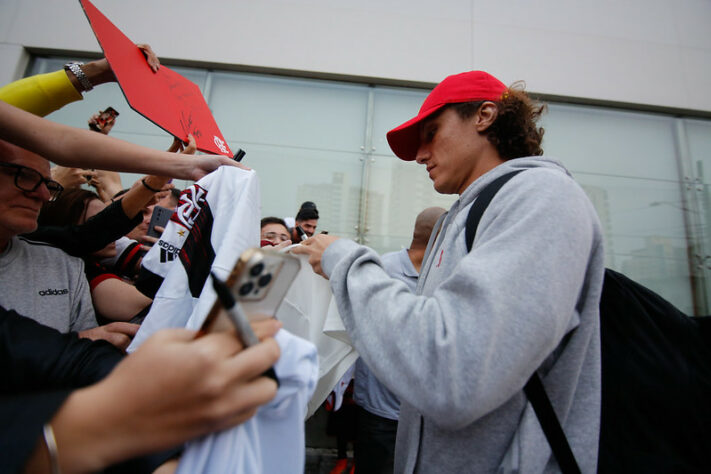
left=474, top=23, right=691, bottom=107
left=0, top=0, right=709, bottom=111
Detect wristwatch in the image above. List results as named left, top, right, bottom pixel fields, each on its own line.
left=63, top=61, right=94, bottom=92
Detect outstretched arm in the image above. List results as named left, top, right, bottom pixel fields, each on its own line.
left=116, top=136, right=196, bottom=219
left=0, top=100, right=244, bottom=181
left=0, top=44, right=159, bottom=118
left=22, top=322, right=281, bottom=473
left=89, top=279, right=152, bottom=323
left=295, top=171, right=601, bottom=430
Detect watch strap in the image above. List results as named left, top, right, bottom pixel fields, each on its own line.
left=64, top=61, right=94, bottom=92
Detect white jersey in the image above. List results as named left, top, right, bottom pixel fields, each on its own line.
left=127, top=166, right=318, bottom=473
left=177, top=329, right=318, bottom=474
left=129, top=166, right=261, bottom=349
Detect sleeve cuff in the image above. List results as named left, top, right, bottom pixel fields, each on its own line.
left=321, top=238, right=361, bottom=278
left=89, top=273, right=122, bottom=292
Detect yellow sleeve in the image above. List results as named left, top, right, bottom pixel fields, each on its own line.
left=0, top=70, right=83, bottom=117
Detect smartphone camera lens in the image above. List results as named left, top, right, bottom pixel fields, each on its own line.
left=238, top=282, right=253, bottom=296
left=250, top=262, right=264, bottom=277
left=258, top=273, right=272, bottom=288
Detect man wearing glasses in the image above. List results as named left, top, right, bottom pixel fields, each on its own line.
left=0, top=138, right=98, bottom=334
left=260, top=216, right=292, bottom=248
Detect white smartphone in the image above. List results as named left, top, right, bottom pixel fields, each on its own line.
left=202, top=247, right=300, bottom=331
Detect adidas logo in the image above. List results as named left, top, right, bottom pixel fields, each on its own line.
left=157, top=239, right=180, bottom=263
left=160, top=248, right=177, bottom=263
left=38, top=288, right=69, bottom=296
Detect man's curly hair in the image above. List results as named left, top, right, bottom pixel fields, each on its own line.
left=449, top=83, right=546, bottom=160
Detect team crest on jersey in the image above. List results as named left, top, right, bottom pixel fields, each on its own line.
left=213, top=136, right=229, bottom=154
left=172, top=185, right=208, bottom=230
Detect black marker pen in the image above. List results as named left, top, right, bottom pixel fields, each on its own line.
left=233, top=149, right=246, bottom=162
left=296, top=225, right=308, bottom=241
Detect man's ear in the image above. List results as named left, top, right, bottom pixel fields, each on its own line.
left=474, top=102, right=498, bottom=132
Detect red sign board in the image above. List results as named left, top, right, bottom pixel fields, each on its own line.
left=79, top=0, right=232, bottom=156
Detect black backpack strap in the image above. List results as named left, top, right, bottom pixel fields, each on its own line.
left=524, top=374, right=581, bottom=474
left=465, top=169, right=581, bottom=474
left=465, top=170, right=523, bottom=251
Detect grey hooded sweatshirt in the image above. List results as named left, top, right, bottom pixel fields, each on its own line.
left=321, top=157, right=605, bottom=473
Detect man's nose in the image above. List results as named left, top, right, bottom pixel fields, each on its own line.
left=28, top=182, right=52, bottom=202
left=415, top=144, right=430, bottom=164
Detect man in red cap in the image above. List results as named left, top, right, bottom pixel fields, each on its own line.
left=294, top=71, right=604, bottom=473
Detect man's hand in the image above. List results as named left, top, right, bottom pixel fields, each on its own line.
left=137, top=43, right=160, bottom=72
left=88, top=112, right=116, bottom=135
left=249, top=318, right=283, bottom=341
left=51, top=165, right=96, bottom=190
left=167, top=134, right=197, bottom=155
left=291, top=234, right=341, bottom=278
left=90, top=170, right=123, bottom=202
left=188, top=155, right=250, bottom=181
left=140, top=225, right=164, bottom=250
left=171, top=133, right=251, bottom=180
left=271, top=240, right=293, bottom=251
left=99, top=328, right=280, bottom=449
left=67, top=43, right=160, bottom=94
left=78, top=322, right=140, bottom=352
left=48, top=326, right=280, bottom=472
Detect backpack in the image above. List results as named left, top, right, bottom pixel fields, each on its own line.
left=465, top=170, right=711, bottom=474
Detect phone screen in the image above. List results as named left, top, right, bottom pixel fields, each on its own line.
left=89, top=107, right=119, bottom=132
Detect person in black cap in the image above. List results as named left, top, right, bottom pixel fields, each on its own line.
left=289, top=202, right=319, bottom=243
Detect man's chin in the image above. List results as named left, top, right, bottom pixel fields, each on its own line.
left=432, top=183, right=455, bottom=195
left=13, top=219, right=39, bottom=236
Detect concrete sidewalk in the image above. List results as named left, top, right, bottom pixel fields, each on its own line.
left=305, top=405, right=355, bottom=473
left=305, top=448, right=354, bottom=474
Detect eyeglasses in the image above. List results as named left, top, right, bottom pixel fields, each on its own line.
left=262, top=232, right=290, bottom=243
left=0, top=162, right=64, bottom=202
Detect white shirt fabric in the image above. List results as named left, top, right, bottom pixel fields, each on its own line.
left=126, top=167, right=318, bottom=473
left=128, top=166, right=261, bottom=350
left=176, top=329, right=318, bottom=474
left=276, top=251, right=358, bottom=418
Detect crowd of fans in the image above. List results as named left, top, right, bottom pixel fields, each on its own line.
left=0, top=47, right=283, bottom=473
left=0, top=44, right=349, bottom=473
left=1, top=35, right=607, bottom=474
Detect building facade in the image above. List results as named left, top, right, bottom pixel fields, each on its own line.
left=1, top=0, right=710, bottom=313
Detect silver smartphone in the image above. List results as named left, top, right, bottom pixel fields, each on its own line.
left=202, top=247, right=300, bottom=332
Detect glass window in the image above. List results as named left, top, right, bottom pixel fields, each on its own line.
left=543, top=104, right=694, bottom=313
left=22, top=56, right=711, bottom=312
left=208, top=72, right=369, bottom=153
left=365, top=87, right=457, bottom=252
left=684, top=118, right=711, bottom=309
left=207, top=72, right=371, bottom=238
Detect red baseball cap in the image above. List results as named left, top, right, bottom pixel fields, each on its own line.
left=386, top=71, right=507, bottom=161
